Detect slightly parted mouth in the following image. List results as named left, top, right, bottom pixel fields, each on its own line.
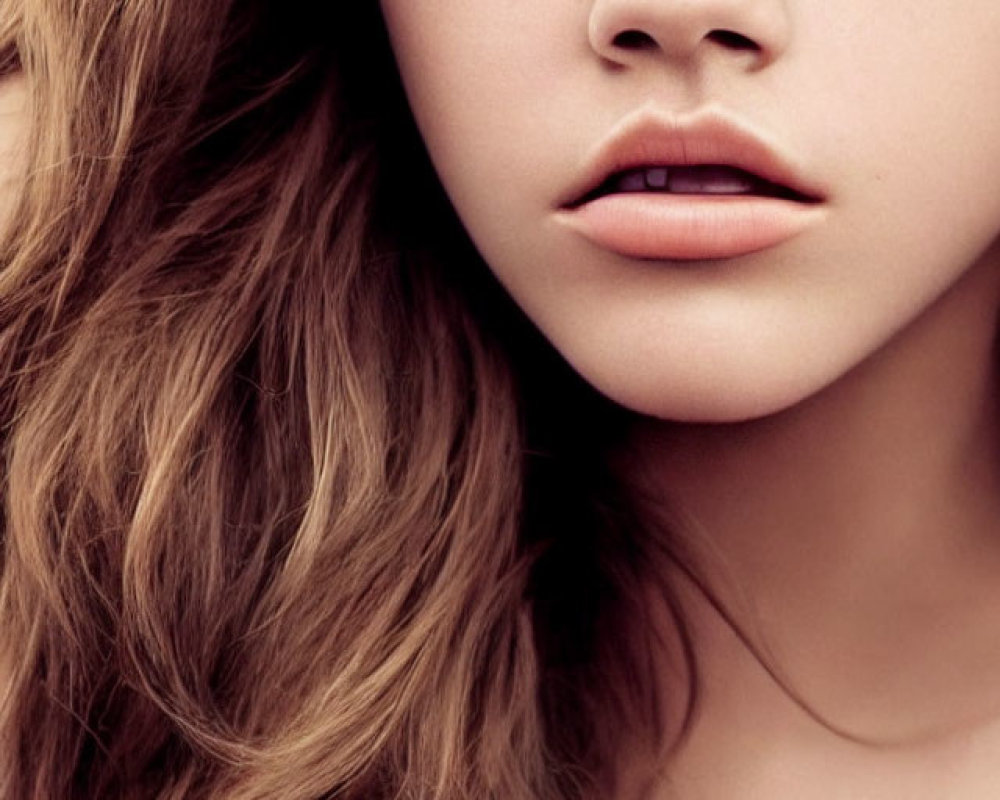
left=569, top=162, right=820, bottom=208
left=560, top=107, right=828, bottom=210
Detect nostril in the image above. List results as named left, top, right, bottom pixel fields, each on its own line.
left=612, top=29, right=658, bottom=50
left=609, top=28, right=762, bottom=56
left=706, top=29, right=761, bottom=52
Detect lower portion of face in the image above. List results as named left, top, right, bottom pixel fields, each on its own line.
left=381, top=0, right=1000, bottom=422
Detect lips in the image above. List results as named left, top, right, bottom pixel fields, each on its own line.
left=556, top=107, right=828, bottom=261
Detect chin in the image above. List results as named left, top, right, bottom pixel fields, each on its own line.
left=581, top=364, right=830, bottom=425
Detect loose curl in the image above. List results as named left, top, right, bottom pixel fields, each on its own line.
left=0, top=2, right=694, bottom=797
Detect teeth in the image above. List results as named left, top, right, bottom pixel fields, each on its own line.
left=668, top=165, right=755, bottom=194
left=611, top=165, right=759, bottom=195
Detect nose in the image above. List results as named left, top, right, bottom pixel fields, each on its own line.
left=588, top=0, right=792, bottom=72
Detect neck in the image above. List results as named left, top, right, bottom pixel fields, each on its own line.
left=627, top=250, right=1000, bottom=743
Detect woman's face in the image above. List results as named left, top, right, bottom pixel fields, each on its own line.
left=380, top=0, right=1000, bottom=422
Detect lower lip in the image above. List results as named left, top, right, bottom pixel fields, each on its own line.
left=556, top=193, right=825, bottom=261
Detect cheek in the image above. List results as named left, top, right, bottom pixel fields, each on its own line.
left=800, top=1, right=1000, bottom=217
left=379, top=1, right=584, bottom=227
left=798, top=5, right=1000, bottom=316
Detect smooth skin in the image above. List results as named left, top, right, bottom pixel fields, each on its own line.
left=382, top=0, right=1000, bottom=797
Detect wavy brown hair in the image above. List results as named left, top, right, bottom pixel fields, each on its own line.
left=0, top=2, right=694, bottom=797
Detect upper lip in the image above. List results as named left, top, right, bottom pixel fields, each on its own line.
left=559, top=105, right=827, bottom=208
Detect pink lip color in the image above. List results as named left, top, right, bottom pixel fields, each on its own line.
left=559, top=192, right=825, bottom=261
left=556, top=106, right=828, bottom=261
